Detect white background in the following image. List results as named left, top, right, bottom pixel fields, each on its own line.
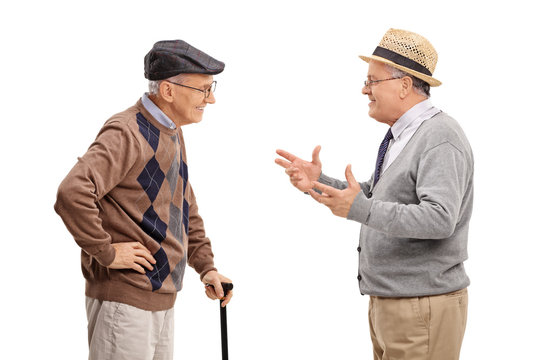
left=2, top=0, right=539, bottom=359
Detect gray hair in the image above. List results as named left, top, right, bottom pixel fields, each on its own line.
left=385, top=64, right=430, bottom=98
left=148, top=73, right=188, bottom=96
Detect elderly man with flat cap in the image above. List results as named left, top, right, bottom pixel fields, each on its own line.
left=55, top=40, right=232, bottom=360
left=276, top=29, right=473, bottom=359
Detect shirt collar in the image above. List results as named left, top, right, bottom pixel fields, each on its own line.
left=390, top=99, right=433, bottom=139
left=141, top=92, right=177, bottom=130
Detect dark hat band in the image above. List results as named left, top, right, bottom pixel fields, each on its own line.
left=373, top=46, right=432, bottom=76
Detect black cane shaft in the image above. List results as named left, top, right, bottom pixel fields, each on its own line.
left=219, top=282, right=233, bottom=360
left=220, top=300, right=228, bottom=360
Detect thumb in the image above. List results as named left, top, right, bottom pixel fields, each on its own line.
left=212, top=281, right=225, bottom=299
left=312, top=145, right=322, bottom=165
left=205, top=273, right=224, bottom=298
left=345, top=164, right=359, bottom=189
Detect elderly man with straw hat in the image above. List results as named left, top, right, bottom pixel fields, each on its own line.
left=276, top=28, right=472, bottom=359
left=55, top=40, right=233, bottom=359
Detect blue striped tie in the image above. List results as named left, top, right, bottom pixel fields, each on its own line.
left=373, top=128, right=393, bottom=186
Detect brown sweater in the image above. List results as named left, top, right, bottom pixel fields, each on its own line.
left=55, top=99, right=216, bottom=311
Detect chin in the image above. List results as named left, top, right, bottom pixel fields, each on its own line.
left=368, top=113, right=386, bottom=124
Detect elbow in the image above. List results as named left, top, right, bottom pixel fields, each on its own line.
left=418, top=200, right=458, bottom=239
left=54, top=178, right=78, bottom=216
left=54, top=183, right=68, bottom=215
left=432, top=213, right=457, bottom=239
left=436, top=223, right=456, bottom=239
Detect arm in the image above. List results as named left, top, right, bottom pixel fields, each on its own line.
left=186, top=185, right=217, bottom=279
left=318, top=173, right=348, bottom=190
left=54, top=121, right=155, bottom=270
left=187, top=185, right=234, bottom=306
left=319, top=172, right=373, bottom=196
left=347, top=142, right=470, bottom=239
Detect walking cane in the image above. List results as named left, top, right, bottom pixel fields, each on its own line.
left=220, top=282, right=233, bottom=360
left=208, top=282, right=234, bottom=360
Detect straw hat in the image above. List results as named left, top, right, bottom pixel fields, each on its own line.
left=359, top=28, right=441, bottom=87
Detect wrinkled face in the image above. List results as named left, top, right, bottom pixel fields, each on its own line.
left=169, top=73, right=216, bottom=126
left=362, top=61, right=403, bottom=126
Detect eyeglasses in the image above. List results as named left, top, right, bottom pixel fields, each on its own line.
left=166, top=80, right=217, bottom=98
left=363, top=77, right=402, bottom=88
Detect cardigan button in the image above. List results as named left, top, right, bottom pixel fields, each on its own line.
left=357, top=274, right=362, bottom=281
left=357, top=246, right=361, bottom=252
left=367, top=192, right=372, bottom=198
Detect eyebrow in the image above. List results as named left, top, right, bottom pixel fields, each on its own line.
left=201, top=80, right=214, bottom=88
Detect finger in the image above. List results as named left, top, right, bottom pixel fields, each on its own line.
left=221, top=290, right=233, bottom=307
left=311, top=181, right=339, bottom=196
left=206, top=280, right=224, bottom=299
left=276, top=149, right=298, bottom=163
left=205, top=286, right=218, bottom=300
left=132, top=263, right=146, bottom=274
left=132, top=242, right=153, bottom=256
left=134, top=249, right=157, bottom=264
left=135, top=256, right=154, bottom=271
left=285, top=167, right=299, bottom=175
left=344, top=164, right=359, bottom=189
left=308, top=189, right=330, bottom=205
left=287, top=170, right=302, bottom=181
left=215, top=282, right=225, bottom=299
left=275, top=158, right=292, bottom=169
left=311, top=145, right=322, bottom=165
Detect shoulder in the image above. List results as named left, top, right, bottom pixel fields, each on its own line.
left=96, top=102, right=150, bottom=139
left=416, top=112, right=472, bottom=155
left=103, top=103, right=143, bottom=131
left=91, top=102, right=147, bottom=154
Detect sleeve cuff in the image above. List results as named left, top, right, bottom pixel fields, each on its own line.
left=347, top=191, right=373, bottom=224
left=93, top=244, right=116, bottom=267
left=199, top=266, right=218, bottom=281
left=318, top=172, right=333, bottom=185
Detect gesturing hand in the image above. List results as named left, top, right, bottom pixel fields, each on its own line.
left=275, top=145, right=322, bottom=192
left=308, top=164, right=362, bottom=218
left=108, top=242, right=156, bottom=274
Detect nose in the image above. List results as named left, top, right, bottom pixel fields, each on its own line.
left=362, top=84, right=370, bottom=95
left=205, top=91, right=216, bottom=104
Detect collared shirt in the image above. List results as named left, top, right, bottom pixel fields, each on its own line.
left=382, top=99, right=441, bottom=173
left=141, top=93, right=177, bottom=130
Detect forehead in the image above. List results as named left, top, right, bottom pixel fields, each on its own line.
left=367, top=60, right=391, bottom=78
left=182, top=73, right=214, bottom=85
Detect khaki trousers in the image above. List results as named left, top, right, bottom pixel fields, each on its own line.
left=369, top=288, right=468, bottom=360
left=86, top=297, right=174, bottom=360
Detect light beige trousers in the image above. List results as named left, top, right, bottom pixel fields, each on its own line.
left=86, top=297, right=174, bottom=360
left=369, top=288, right=468, bottom=360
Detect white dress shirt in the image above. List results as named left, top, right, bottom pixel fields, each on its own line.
left=382, top=99, right=441, bottom=173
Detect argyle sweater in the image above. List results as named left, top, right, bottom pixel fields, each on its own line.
left=54, top=99, right=216, bottom=311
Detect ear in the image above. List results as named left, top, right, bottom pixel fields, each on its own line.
left=159, top=81, right=175, bottom=103
left=399, top=76, right=413, bottom=99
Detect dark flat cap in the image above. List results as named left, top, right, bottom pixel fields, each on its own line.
left=144, top=40, right=225, bottom=80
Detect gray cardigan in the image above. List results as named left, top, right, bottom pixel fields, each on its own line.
left=319, top=112, right=473, bottom=297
